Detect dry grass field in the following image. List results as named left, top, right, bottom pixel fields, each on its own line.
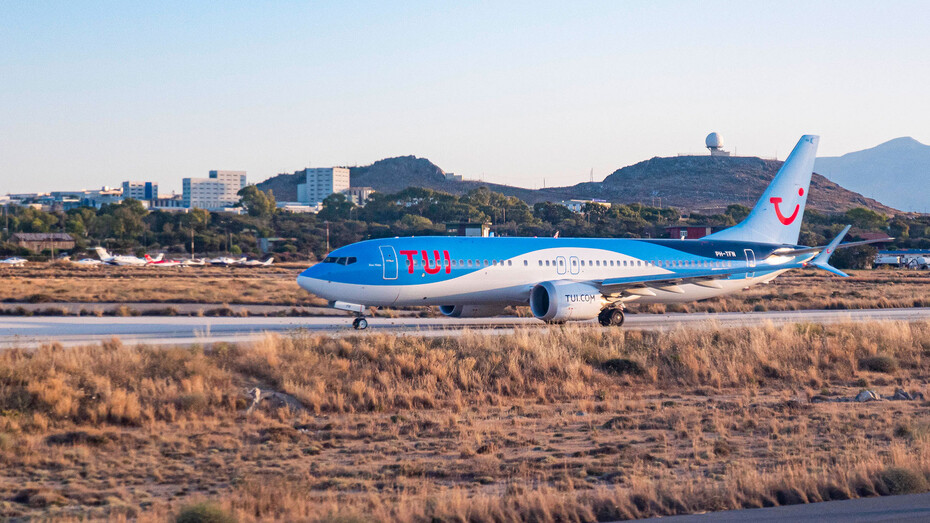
left=0, top=264, right=928, bottom=315
left=2, top=322, right=930, bottom=521
left=0, top=263, right=326, bottom=307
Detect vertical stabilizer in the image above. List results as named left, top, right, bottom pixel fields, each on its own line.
left=706, top=135, right=819, bottom=245
left=94, top=247, right=111, bottom=260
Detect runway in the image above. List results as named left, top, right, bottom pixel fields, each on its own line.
left=2, top=307, right=930, bottom=348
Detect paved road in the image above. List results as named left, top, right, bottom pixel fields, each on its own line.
left=638, top=492, right=930, bottom=522
left=2, top=307, right=930, bottom=348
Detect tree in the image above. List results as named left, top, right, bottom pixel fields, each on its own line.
left=238, top=186, right=276, bottom=218
left=318, top=193, right=355, bottom=221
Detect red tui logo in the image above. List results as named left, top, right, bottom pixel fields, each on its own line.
left=770, top=188, right=804, bottom=226
left=399, top=249, right=452, bottom=275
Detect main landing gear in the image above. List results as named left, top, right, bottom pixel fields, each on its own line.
left=597, top=307, right=625, bottom=327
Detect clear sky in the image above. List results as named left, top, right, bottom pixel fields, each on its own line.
left=2, top=1, right=929, bottom=194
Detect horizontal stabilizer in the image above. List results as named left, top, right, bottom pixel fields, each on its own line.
left=809, top=225, right=851, bottom=277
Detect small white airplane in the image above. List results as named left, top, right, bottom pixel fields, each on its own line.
left=74, top=258, right=102, bottom=266
left=144, top=255, right=182, bottom=267
left=0, top=257, right=27, bottom=267
left=94, top=247, right=157, bottom=267
left=209, top=256, right=247, bottom=266
left=241, top=257, right=274, bottom=267
left=181, top=258, right=206, bottom=266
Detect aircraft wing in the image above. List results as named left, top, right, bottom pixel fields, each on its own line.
left=771, top=236, right=892, bottom=257
left=594, top=262, right=805, bottom=296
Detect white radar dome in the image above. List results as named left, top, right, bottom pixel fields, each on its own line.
left=705, top=132, right=723, bottom=149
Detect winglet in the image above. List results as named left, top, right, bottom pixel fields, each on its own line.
left=810, top=225, right=851, bottom=277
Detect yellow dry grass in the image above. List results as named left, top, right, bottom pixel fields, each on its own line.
left=2, top=322, right=930, bottom=520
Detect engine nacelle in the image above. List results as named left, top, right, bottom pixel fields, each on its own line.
left=530, top=280, right=606, bottom=322
left=439, top=304, right=508, bottom=318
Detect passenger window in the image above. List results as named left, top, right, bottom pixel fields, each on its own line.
left=558, top=259, right=563, bottom=266
left=609, top=261, right=614, bottom=266
left=467, top=260, right=473, bottom=267
left=483, top=260, right=489, bottom=266
left=580, top=260, right=585, bottom=267
left=538, top=260, right=543, bottom=266
left=459, top=259, right=464, bottom=266
left=545, top=260, right=550, bottom=266
left=508, top=260, right=513, bottom=266
left=523, top=260, right=528, bottom=266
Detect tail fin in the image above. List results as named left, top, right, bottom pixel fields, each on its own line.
left=144, top=254, right=153, bottom=262
left=94, top=247, right=111, bottom=260
left=706, top=135, right=819, bottom=245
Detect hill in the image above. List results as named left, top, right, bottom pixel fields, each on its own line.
left=257, top=155, right=899, bottom=215
left=814, top=137, right=930, bottom=213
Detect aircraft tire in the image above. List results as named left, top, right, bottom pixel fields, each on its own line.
left=353, top=318, right=368, bottom=330
left=597, top=308, right=612, bottom=327
left=609, top=309, right=625, bottom=327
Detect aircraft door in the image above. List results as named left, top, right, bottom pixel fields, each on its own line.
left=380, top=245, right=398, bottom=280
left=569, top=256, right=580, bottom=275
left=556, top=256, right=567, bottom=275
left=744, top=249, right=756, bottom=279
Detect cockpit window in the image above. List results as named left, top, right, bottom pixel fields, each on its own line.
left=324, top=256, right=357, bottom=265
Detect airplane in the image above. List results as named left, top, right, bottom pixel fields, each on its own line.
left=73, top=258, right=102, bottom=266
left=0, top=257, right=27, bottom=267
left=297, top=135, right=890, bottom=330
left=94, top=247, right=160, bottom=267
left=144, top=255, right=182, bottom=267
left=241, top=257, right=274, bottom=267
left=209, top=256, right=247, bottom=266
left=180, top=258, right=206, bottom=266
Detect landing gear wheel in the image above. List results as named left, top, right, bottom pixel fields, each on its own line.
left=597, top=308, right=612, bottom=327
left=352, top=317, right=368, bottom=330
left=608, top=309, right=624, bottom=327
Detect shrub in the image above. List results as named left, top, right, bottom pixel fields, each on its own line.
left=878, top=467, right=928, bottom=495
left=176, top=502, right=236, bottom=523
left=601, top=358, right=645, bottom=377
left=860, top=355, right=898, bottom=373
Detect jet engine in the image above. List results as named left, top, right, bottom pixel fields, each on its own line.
left=530, top=280, right=606, bottom=322
left=439, top=304, right=508, bottom=318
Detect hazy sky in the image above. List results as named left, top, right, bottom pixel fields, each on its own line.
left=2, top=1, right=929, bottom=194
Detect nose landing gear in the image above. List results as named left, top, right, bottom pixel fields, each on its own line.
left=351, top=317, right=369, bottom=330
left=597, top=307, right=625, bottom=327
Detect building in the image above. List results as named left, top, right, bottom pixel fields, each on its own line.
left=296, top=167, right=350, bottom=205
left=666, top=225, right=722, bottom=240
left=706, top=132, right=731, bottom=157
left=121, top=181, right=158, bottom=200
left=557, top=199, right=611, bottom=213
left=342, top=186, right=374, bottom=206
left=150, top=193, right=187, bottom=212
left=10, top=233, right=75, bottom=252
left=182, top=170, right=247, bottom=210
left=446, top=222, right=491, bottom=237
left=443, top=171, right=463, bottom=182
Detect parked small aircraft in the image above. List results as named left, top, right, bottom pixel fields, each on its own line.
left=0, top=257, right=27, bottom=267
left=241, top=257, right=274, bottom=267
left=144, top=255, right=182, bottom=267
left=209, top=256, right=247, bottom=266
left=73, top=258, right=102, bottom=266
left=94, top=247, right=159, bottom=266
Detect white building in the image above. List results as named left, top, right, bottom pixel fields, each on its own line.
left=342, top=186, right=374, bottom=206
left=182, top=170, right=247, bottom=210
left=296, top=167, right=350, bottom=205
left=557, top=199, right=611, bottom=213
left=121, top=181, right=158, bottom=200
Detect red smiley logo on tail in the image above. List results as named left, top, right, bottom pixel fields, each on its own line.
left=770, top=188, right=804, bottom=225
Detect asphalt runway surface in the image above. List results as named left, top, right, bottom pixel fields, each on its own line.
left=638, top=492, right=930, bottom=522
left=2, top=307, right=930, bottom=348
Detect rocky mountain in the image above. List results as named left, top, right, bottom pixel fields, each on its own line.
left=814, top=137, right=930, bottom=213
left=257, top=154, right=899, bottom=215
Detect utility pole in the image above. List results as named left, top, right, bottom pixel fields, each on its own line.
left=324, top=220, right=330, bottom=251
left=190, top=229, right=194, bottom=259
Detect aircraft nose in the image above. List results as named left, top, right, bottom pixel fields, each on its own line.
left=297, top=265, right=329, bottom=296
